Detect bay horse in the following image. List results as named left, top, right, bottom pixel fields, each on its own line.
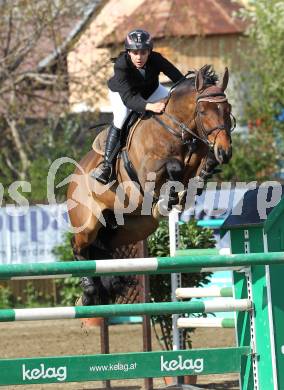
left=67, top=65, right=234, bottom=305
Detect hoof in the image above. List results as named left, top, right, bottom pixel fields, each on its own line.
left=76, top=294, right=97, bottom=306
left=80, top=277, right=96, bottom=295
left=105, top=212, right=118, bottom=231
left=196, top=186, right=204, bottom=196
left=75, top=296, right=83, bottom=306
left=82, top=293, right=96, bottom=306
left=168, top=197, right=179, bottom=209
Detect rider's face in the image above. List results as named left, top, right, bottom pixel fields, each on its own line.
left=128, top=49, right=150, bottom=68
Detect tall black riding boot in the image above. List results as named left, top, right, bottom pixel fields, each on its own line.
left=92, top=124, right=121, bottom=184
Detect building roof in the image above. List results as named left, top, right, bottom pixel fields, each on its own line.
left=2, top=1, right=102, bottom=76
left=99, top=0, right=246, bottom=47
left=37, top=2, right=102, bottom=72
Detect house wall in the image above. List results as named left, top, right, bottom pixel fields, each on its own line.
left=68, top=32, right=246, bottom=113
left=68, top=0, right=144, bottom=113
left=67, top=0, right=247, bottom=113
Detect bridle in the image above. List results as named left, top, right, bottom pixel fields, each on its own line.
left=122, top=73, right=235, bottom=198
left=152, top=81, right=236, bottom=152
left=194, top=91, right=236, bottom=148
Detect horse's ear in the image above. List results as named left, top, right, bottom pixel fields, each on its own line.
left=219, top=67, right=229, bottom=91
left=195, top=70, right=204, bottom=92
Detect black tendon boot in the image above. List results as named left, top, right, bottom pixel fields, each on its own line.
left=92, top=124, right=121, bottom=184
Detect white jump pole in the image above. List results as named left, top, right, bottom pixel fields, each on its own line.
left=177, top=317, right=235, bottom=329
left=176, top=286, right=233, bottom=299
left=169, top=209, right=182, bottom=386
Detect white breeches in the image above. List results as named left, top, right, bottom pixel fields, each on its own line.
left=109, top=84, right=169, bottom=129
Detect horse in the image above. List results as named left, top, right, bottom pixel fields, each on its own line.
left=67, top=65, right=234, bottom=305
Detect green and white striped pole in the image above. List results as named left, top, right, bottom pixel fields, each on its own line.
left=0, top=299, right=251, bottom=322
left=176, top=286, right=233, bottom=299
left=177, top=317, right=235, bottom=328
left=1, top=252, right=284, bottom=280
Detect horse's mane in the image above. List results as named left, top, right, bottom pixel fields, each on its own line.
left=171, top=64, right=219, bottom=96
left=200, top=64, right=219, bottom=86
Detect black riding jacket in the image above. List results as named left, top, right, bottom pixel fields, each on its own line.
left=108, top=51, right=183, bottom=113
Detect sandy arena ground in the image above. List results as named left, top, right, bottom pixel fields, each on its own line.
left=0, top=320, right=239, bottom=390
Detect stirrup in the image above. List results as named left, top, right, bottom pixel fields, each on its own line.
left=92, top=164, right=112, bottom=185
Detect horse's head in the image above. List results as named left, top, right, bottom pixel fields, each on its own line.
left=194, top=66, right=233, bottom=164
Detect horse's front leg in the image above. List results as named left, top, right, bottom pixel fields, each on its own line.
left=166, top=159, right=184, bottom=209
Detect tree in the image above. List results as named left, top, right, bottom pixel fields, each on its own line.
left=219, top=0, right=284, bottom=181
left=220, top=128, right=278, bottom=182
left=0, top=0, right=102, bottom=187
left=238, top=0, right=284, bottom=121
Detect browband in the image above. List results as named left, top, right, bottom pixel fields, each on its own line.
left=196, top=92, right=226, bottom=102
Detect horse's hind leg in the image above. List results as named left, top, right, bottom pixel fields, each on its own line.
left=71, top=231, right=110, bottom=306
left=71, top=235, right=98, bottom=305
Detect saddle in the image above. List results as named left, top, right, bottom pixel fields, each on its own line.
left=92, top=111, right=141, bottom=156
left=92, top=111, right=148, bottom=188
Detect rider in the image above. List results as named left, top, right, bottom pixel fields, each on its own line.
left=93, top=28, right=184, bottom=185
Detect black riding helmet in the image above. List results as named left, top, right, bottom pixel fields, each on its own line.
left=125, top=29, right=153, bottom=51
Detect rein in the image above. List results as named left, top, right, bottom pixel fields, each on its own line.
left=152, top=82, right=236, bottom=151
left=122, top=70, right=235, bottom=198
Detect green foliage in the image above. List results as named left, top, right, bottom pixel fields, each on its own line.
left=147, top=220, right=170, bottom=257
left=148, top=219, right=215, bottom=350
left=215, top=0, right=284, bottom=181
left=221, top=0, right=284, bottom=181
left=178, top=220, right=216, bottom=250
left=0, top=233, right=80, bottom=308
left=27, top=114, right=100, bottom=202
left=53, top=232, right=82, bottom=305
left=219, top=130, right=278, bottom=181
left=19, top=282, right=53, bottom=308
left=1, top=113, right=101, bottom=203
left=0, top=285, right=13, bottom=308
left=148, top=219, right=214, bottom=305
left=239, top=0, right=284, bottom=120
left=55, top=277, right=81, bottom=306
left=0, top=282, right=54, bottom=309
left=148, top=219, right=215, bottom=258
left=53, top=232, right=74, bottom=261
